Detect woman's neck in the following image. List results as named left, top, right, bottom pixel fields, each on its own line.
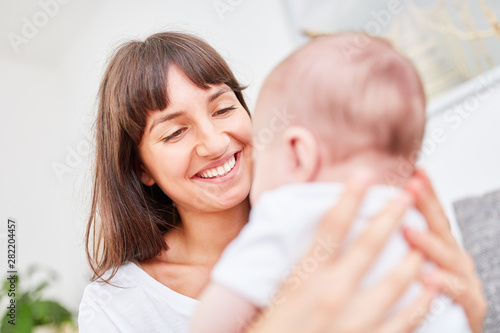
left=163, top=199, right=250, bottom=266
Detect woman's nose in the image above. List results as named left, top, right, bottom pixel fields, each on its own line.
left=195, top=122, right=230, bottom=158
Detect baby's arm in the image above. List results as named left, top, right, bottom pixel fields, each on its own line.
left=191, top=281, right=259, bottom=333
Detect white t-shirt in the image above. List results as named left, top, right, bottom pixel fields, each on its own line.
left=78, top=261, right=198, bottom=333
left=212, top=183, right=471, bottom=333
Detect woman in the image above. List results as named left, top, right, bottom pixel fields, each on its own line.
left=79, top=32, right=485, bottom=332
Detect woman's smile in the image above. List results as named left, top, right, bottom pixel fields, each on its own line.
left=193, top=151, right=240, bottom=182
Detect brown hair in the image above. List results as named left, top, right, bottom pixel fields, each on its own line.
left=85, top=32, right=249, bottom=282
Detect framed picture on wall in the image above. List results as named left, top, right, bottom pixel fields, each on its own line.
left=284, top=0, right=500, bottom=102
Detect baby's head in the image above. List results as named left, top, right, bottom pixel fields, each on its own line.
left=250, top=33, right=426, bottom=204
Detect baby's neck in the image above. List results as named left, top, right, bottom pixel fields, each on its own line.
left=314, top=151, right=416, bottom=188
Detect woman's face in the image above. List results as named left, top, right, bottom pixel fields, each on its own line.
left=138, top=66, right=253, bottom=214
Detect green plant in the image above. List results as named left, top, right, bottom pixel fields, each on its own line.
left=0, top=266, right=75, bottom=333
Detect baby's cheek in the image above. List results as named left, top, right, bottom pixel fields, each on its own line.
left=249, top=150, right=274, bottom=202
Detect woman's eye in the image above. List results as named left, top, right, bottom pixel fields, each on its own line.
left=214, top=106, right=236, bottom=116
left=162, top=128, right=185, bottom=143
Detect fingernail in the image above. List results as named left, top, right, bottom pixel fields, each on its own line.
left=404, top=227, right=421, bottom=240
left=351, top=168, right=374, bottom=188
left=420, top=272, right=434, bottom=284
left=420, top=274, right=439, bottom=294
left=398, top=192, right=414, bottom=206
left=406, top=177, right=423, bottom=193
left=424, top=286, right=438, bottom=297
left=415, top=169, right=425, bottom=178
left=417, top=169, right=431, bottom=184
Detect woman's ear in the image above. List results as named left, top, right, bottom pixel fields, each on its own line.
left=137, top=163, right=155, bottom=186
left=282, top=126, right=320, bottom=182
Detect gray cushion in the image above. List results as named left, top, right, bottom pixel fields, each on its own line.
left=454, top=189, right=500, bottom=333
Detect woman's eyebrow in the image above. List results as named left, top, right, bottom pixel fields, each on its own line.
left=149, top=111, right=186, bottom=134
left=208, top=86, right=232, bottom=103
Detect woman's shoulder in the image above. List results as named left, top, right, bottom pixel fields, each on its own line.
left=82, top=261, right=139, bottom=289
left=78, top=261, right=198, bottom=332
left=80, top=262, right=140, bottom=303
left=78, top=262, right=143, bottom=330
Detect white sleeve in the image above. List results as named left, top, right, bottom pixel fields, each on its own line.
left=211, top=207, right=316, bottom=307
left=78, top=283, right=123, bottom=333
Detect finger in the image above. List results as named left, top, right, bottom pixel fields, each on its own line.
left=404, top=228, right=463, bottom=273
left=338, top=192, right=413, bottom=283
left=349, top=250, right=424, bottom=326
left=406, top=169, right=456, bottom=246
left=420, top=268, right=486, bottom=320
left=372, top=288, right=436, bottom=333
left=420, top=269, right=467, bottom=303
left=306, top=169, right=373, bottom=260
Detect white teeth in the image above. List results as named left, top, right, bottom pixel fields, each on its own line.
left=197, top=155, right=237, bottom=179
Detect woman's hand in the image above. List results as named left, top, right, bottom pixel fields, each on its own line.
left=405, top=169, right=487, bottom=333
left=247, top=173, right=436, bottom=333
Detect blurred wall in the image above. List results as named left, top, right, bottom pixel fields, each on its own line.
left=422, top=67, right=500, bottom=242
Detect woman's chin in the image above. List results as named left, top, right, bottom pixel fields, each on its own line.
left=208, top=190, right=250, bottom=212
left=187, top=189, right=250, bottom=214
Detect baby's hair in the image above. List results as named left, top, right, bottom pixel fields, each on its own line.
left=261, top=32, right=426, bottom=163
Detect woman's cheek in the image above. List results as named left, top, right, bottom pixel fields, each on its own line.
left=241, top=117, right=254, bottom=180
left=237, top=117, right=254, bottom=165
left=238, top=114, right=254, bottom=146
left=158, top=143, right=190, bottom=180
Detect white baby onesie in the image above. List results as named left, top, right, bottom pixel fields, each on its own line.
left=212, top=183, right=471, bottom=333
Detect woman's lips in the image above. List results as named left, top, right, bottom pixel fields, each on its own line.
left=197, top=154, right=236, bottom=178
left=194, top=152, right=240, bottom=183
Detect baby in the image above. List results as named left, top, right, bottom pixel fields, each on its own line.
left=192, top=33, right=470, bottom=333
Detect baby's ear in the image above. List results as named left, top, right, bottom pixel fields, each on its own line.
left=282, top=126, right=320, bottom=182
